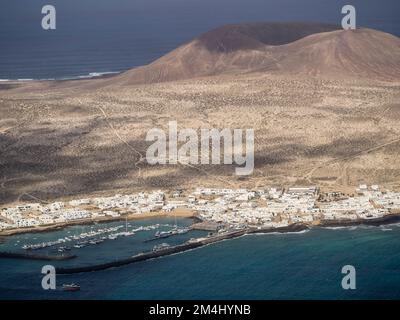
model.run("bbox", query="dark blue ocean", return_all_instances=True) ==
[0,0,399,80]
[1,218,400,299]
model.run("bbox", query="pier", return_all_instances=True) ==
[143,228,190,243]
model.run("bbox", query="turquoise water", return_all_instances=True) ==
[1,218,400,299]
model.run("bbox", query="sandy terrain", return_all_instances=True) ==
[0,23,399,206]
[1,72,399,206]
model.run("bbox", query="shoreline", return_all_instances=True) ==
[2,214,399,265]
[0,209,196,237]
[1,211,399,238]
[55,215,400,274]
[318,213,400,228]
[0,71,121,83]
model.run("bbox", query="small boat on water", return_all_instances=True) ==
[148,227,190,241]
[62,283,80,292]
[155,230,173,238]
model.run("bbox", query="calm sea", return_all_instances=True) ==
[0,0,399,80]
[1,218,400,299]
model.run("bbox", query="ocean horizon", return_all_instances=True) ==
[1,0,400,80]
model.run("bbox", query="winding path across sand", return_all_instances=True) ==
[303,136,400,184]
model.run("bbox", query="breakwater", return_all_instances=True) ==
[56,223,307,274]
[320,214,400,228]
[0,251,76,261]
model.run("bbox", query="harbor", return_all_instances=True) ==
[0,184,400,278]
[2,210,399,267]
[2,213,400,299]
[64,217,400,275]
[18,222,175,252]
[55,224,308,274]
[2,220,400,299]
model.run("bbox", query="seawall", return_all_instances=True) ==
[0,251,76,261]
[56,224,307,274]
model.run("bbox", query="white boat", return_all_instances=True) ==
[152,243,170,252]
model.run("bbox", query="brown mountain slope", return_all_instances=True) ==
[195,22,340,51]
[273,28,400,79]
[112,22,400,85]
